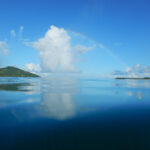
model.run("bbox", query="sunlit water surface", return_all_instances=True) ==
[0,77,150,150]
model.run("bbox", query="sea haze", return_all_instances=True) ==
[0,77,150,150]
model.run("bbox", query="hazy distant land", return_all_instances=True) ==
[116,77,150,80]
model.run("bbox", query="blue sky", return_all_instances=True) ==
[0,0,150,76]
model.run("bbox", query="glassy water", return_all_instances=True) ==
[0,77,150,150]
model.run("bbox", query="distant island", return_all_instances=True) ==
[116,77,150,80]
[0,66,39,77]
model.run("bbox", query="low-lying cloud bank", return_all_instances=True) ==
[112,64,150,77]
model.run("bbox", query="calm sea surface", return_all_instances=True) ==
[0,77,150,150]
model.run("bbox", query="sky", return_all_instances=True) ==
[0,0,150,77]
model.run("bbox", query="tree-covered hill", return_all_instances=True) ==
[0,66,39,77]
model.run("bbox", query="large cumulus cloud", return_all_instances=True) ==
[33,25,77,73]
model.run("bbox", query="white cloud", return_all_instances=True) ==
[24,63,41,73]
[20,25,24,33]
[75,44,95,53]
[99,43,105,49]
[0,41,9,56]
[68,30,87,39]
[10,26,24,40]
[3,49,9,55]
[126,67,132,72]
[0,41,9,66]
[113,42,122,46]
[18,25,24,39]
[10,30,16,38]
[33,25,77,73]
[134,64,141,71]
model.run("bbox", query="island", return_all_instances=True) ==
[116,77,150,80]
[0,66,39,77]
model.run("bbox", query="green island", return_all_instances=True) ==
[0,66,39,77]
[116,77,150,80]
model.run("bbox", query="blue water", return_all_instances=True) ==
[0,77,150,150]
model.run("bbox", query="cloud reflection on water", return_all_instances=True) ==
[35,77,78,120]
[114,79,150,89]
[1,78,150,121]
[128,91,143,100]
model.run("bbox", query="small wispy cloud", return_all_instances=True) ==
[67,30,86,39]
[99,43,105,49]
[19,25,24,39]
[113,42,122,46]
[10,30,16,38]
[0,41,9,66]
[0,41,9,56]
[20,25,24,33]
[3,49,9,55]
[24,63,41,73]
[75,44,96,53]
[10,25,24,39]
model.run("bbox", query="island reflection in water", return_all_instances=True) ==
[1,77,150,149]
[0,77,78,120]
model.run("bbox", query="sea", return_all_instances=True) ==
[0,77,150,150]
